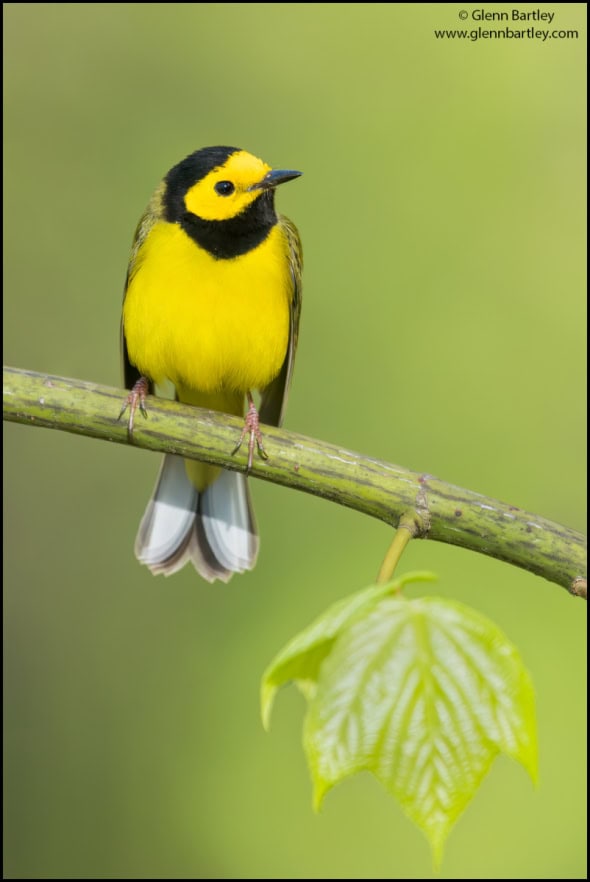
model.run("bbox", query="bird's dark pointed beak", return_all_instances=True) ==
[248,169,302,192]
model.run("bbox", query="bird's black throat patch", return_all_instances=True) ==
[175,191,278,259]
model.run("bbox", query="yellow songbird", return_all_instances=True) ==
[120,146,302,581]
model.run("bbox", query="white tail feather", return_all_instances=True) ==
[200,469,259,573]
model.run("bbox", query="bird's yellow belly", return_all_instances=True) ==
[123,221,291,395]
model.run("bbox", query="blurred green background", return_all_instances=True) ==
[3,3,586,878]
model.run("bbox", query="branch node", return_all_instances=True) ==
[399,509,428,540]
[570,577,587,599]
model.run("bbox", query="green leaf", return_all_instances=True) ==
[261,572,436,730]
[303,595,538,867]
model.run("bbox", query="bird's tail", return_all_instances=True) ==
[134,454,259,581]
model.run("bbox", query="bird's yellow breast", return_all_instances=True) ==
[123,220,292,395]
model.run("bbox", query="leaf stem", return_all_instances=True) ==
[376,511,424,585]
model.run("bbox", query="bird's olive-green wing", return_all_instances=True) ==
[120,183,166,391]
[259,214,303,428]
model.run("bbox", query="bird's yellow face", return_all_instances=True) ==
[183,150,272,222]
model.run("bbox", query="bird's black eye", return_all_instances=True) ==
[214,180,235,196]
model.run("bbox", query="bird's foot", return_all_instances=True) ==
[118,376,149,433]
[232,392,269,471]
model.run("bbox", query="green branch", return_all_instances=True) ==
[3,366,586,597]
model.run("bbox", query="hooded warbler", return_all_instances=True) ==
[120,146,302,581]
